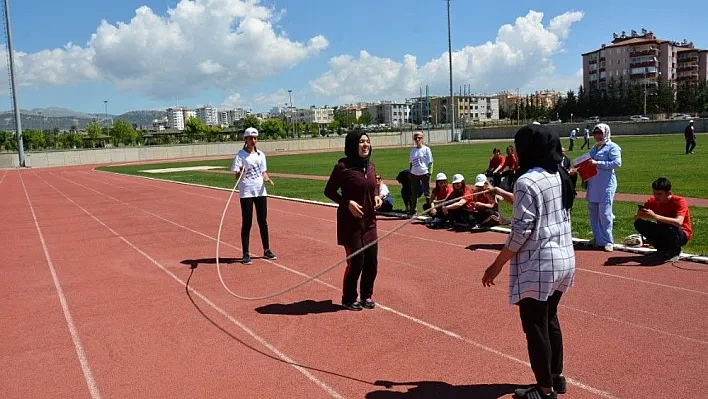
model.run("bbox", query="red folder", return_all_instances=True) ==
[573,153,597,182]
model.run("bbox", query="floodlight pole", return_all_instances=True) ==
[4,0,25,167]
[446,0,455,142]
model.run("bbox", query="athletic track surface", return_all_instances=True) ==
[1,167,706,398]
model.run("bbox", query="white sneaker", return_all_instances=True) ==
[603,243,614,252]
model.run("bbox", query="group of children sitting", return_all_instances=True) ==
[374,145,520,230]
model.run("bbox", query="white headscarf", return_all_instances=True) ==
[592,123,611,147]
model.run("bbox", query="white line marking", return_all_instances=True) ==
[0,169,8,185]
[71,172,708,343]
[60,172,618,398]
[18,171,101,399]
[36,172,343,399]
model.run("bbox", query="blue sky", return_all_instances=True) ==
[3,0,707,115]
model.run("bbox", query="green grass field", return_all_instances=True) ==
[98,134,708,255]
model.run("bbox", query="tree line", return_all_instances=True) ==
[500,78,708,123]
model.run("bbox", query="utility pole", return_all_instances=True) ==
[4,0,25,167]
[288,89,294,138]
[104,100,108,128]
[516,88,520,125]
[446,0,455,142]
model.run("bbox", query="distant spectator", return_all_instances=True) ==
[634,177,693,263]
[685,120,696,154]
[408,132,434,215]
[568,128,576,151]
[485,148,505,186]
[375,174,394,212]
[580,125,591,150]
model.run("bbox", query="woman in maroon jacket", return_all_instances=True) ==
[324,131,382,311]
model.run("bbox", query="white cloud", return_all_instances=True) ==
[309,10,584,102]
[0,0,328,99]
[220,93,243,109]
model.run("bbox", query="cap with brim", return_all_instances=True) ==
[244,127,259,137]
[474,173,487,187]
[451,173,464,184]
[436,172,447,181]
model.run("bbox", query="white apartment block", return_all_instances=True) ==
[292,107,335,125]
[367,102,410,126]
[196,106,219,126]
[183,109,196,124]
[167,107,185,130]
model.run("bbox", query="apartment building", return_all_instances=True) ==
[426,95,499,124]
[495,90,561,116]
[366,101,409,126]
[166,107,185,130]
[292,106,335,126]
[195,106,219,126]
[582,29,708,93]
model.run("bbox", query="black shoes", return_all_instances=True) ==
[342,301,363,311]
[342,298,375,311]
[264,249,277,260]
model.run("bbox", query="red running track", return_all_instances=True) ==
[1,166,707,399]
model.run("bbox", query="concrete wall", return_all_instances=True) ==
[0,129,454,169]
[462,118,705,140]
[1,120,701,168]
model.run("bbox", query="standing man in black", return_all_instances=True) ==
[685,120,696,155]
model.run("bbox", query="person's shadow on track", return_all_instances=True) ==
[180,257,241,269]
[367,380,519,398]
[255,300,345,315]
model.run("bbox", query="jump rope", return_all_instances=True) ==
[215,161,494,301]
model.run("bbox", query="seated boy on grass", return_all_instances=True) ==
[634,177,693,263]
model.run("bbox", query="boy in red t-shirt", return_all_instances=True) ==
[634,177,692,262]
[485,148,505,186]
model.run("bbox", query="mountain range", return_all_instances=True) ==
[0,107,167,131]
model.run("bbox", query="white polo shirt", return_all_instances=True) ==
[409,145,433,176]
[230,148,268,198]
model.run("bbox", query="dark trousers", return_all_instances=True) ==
[568,138,575,151]
[581,137,590,149]
[686,139,696,154]
[342,244,378,303]
[408,173,430,213]
[634,219,687,253]
[518,291,564,388]
[240,196,270,255]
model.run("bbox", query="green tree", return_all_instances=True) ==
[110,120,138,146]
[358,111,372,126]
[86,122,102,147]
[260,118,286,139]
[242,114,261,132]
[184,117,206,142]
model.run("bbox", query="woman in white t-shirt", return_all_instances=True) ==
[230,127,276,265]
[407,131,434,215]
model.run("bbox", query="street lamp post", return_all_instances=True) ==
[104,100,108,128]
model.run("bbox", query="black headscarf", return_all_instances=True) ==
[342,130,371,170]
[514,124,576,210]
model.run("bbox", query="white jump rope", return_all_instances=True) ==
[216,162,493,301]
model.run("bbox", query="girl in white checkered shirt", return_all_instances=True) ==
[482,124,576,399]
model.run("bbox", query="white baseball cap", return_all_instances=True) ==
[244,127,259,137]
[451,173,464,184]
[474,173,487,187]
[435,172,447,181]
